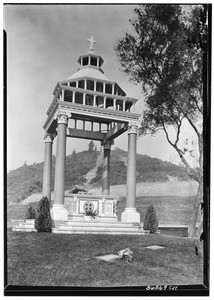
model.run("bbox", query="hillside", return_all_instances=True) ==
[91,148,189,185]
[7,147,189,204]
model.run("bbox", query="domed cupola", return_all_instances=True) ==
[46,37,139,119]
[77,36,104,73]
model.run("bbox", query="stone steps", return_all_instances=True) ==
[10,218,189,236]
[12,223,37,232]
[11,219,153,235]
[11,219,150,235]
[65,220,142,228]
[53,220,150,235]
[12,219,36,232]
[52,229,148,235]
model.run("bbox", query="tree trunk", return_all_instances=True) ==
[188,179,203,238]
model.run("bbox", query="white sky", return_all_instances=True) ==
[4,3,198,171]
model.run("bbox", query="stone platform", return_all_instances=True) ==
[12,194,147,235]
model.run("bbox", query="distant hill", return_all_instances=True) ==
[7,147,189,204]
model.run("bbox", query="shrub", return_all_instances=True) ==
[25,206,36,219]
[143,204,158,234]
[34,197,53,232]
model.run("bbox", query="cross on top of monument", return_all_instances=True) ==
[87,36,96,51]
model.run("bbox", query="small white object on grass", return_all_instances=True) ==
[146,245,165,250]
[95,254,120,262]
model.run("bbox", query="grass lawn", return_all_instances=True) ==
[7,229,203,287]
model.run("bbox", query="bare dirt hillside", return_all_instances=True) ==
[19,178,197,206]
[7,147,189,205]
[89,179,198,198]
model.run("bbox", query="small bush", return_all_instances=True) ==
[143,204,158,234]
[34,197,53,232]
[25,206,36,219]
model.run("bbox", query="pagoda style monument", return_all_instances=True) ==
[41,37,145,234]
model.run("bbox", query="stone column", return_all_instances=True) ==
[101,140,114,195]
[84,79,87,90]
[112,83,115,95]
[51,111,70,222]
[104,97,107,108]
[121,123,140,223]
[93,95,96,106]
[83,93,86,105]
[42,133,54,203]
[72,91,76,103]
[62,89,65,101]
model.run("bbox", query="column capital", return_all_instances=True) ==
[101,140,114,150]
[43,132,55,143]
[55,110,71,125]
[127,121,140,135]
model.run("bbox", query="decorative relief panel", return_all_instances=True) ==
[105,202,113,216]
[64,197,73,214]
[79,199,99,214]
[64,196,78,215]
[73,196,78,214]
[101,199,106,215]
[65,195,118,218]
[83,201,94,213]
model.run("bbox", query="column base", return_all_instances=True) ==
[102,190,110,196]
[121,208,140,223]
[51,204,68,223]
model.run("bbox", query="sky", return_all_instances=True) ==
[4,3,198,171]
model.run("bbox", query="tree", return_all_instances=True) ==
[115,4,208,237]
[34,197,53,232]
[72,149,76,158]
[25,206,36,219]
[143,204,158,234]
[88,140,95,152]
